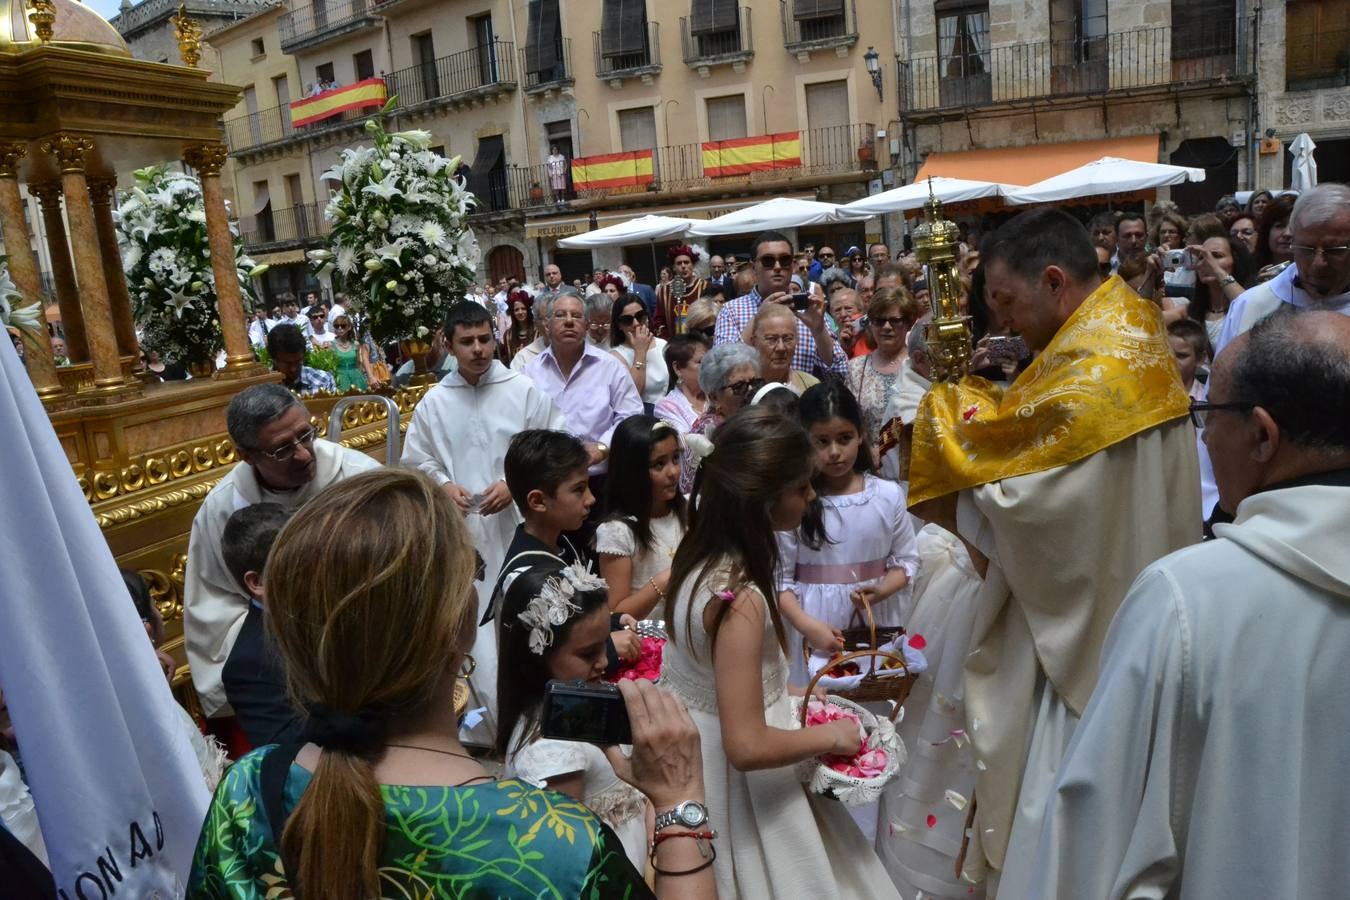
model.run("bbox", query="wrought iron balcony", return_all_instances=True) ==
[681,6,753,69]
[240,202,331,251]
[279,0,379,53]
[385,41,517,109]
[594,21,661,80]
[898,21,1252,117]
[781,0,857,56]
[520,36,574,93]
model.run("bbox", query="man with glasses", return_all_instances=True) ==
[713,230,848,378]
[183,383,381,720]
[266,324,335,394]
[1018,308,1350,900]
[1198,182,1350,521]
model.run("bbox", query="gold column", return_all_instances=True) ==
[28,181,87,364]
[88,176,140,361]
[42,133,131,395]
[0,143,66,403]
[183,142,261,379]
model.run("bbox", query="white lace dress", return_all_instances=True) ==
[661,562,903,900]
[504,720,650,871]
[595,512,684,598]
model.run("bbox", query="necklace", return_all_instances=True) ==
[385,742,479,763]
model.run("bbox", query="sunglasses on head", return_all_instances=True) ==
[698,325,716,338]
[758,254,794,269]
[618,310,648,327]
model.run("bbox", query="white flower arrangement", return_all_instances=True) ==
[312,107,480,342]
[114,166,264,365]
[515,564,610,655]
[0,259,42,333]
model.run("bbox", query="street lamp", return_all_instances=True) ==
[864,46,882,101]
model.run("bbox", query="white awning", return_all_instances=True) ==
[1001,157,1205,206]
[556,214,696,248]
[687,196,870,237]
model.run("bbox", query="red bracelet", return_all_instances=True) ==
[651,829,717,850]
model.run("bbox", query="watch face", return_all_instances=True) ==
[678,801,707,827]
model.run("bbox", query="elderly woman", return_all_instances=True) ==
[584,287,614,346]
[679,341,761,493]
[1149,210,1189,252]
[1214,195,1242,228]
[828,288,870,359]
[750,303,819,395]
[846,287,926,449]
[682,297,719,340]
[820,266,856,298]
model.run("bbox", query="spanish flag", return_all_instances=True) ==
[289,78,388,128]
[702,132,802,178]
[570,149,655,192]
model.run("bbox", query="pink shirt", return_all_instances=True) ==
[523,343,643,473]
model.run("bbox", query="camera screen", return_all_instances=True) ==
[543,689,630,745]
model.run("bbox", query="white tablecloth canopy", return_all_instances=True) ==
[842,176,1019,216]
[1001,157,1206,205]
[687,196,870,236]
[557,214,696,248]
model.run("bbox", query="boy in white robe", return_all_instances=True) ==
[1014,309,1350,899]
[185,385,380,718]
[401,301,566,746]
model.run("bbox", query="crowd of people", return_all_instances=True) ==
[3,181,1348,899]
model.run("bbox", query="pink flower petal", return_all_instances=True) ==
[909,633,927,651]
[926,814,937,828]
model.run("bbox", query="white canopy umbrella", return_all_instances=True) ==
[842,176,1018,216]
[557,213,696,248]
[688,196,869,237]
[1289,133,1318,193]
[1001,156,1206,205]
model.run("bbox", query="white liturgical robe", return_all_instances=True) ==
[184,439,381,717]
[1010,477,1350,899]
[401,360,566,745]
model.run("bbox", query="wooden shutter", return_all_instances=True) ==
[602,0,648,57]
[793,0,845,22]
[690,0,739,36]
[525,0,561,74]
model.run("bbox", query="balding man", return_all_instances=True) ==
[184,384,380,717]
[1014,309,1350,899]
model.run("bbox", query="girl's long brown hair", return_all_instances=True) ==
[264,468,476,900]
[664,406,813,657]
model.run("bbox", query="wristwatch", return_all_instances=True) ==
[1219,275,1237,287]
[654,800,709,833]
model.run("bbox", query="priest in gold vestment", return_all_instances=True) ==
[907,209,1201,894]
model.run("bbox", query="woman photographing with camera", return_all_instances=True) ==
[188,469,716,900]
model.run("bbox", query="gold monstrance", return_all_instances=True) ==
[912,181,972,381]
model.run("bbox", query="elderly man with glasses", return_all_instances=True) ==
[713,229,848,378]
[1197,182,1350,523]
[183,383,381,721]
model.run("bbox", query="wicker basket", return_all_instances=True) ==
[802,605,918,707]
[792,691,905,806]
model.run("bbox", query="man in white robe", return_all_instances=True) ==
[1014,309,1350,899]
[401,301,565,746]
[185,384,380,718]
[906,209,1200,892]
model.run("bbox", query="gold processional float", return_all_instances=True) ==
[1,0,434,715]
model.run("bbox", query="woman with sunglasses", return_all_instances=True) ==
[330,315,371,391]
[678,342,762,493]
[846,288,925,451]
[610,289,668,411]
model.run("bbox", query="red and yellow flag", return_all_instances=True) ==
[289,78,387,128]
[702,132,802,178]
[570,150,655,192]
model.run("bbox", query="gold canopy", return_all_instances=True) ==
[0,0,132,57]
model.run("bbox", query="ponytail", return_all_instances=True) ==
[283,750,385,900]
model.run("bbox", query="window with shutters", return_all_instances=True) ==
[618,106,658,152]
[705,95,748,141]
[786,0,853,46]
[1170,0,1235,60]
[525,0,567,83]
[686,1,748,60]
[1286,0,1350,91]
[599,0,655,73]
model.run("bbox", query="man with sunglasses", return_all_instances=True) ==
[265,324,335,394]
[1018,309,1350,900]
[1198,182,1350,522]
[183,383,381,720]
[713,230,848,378]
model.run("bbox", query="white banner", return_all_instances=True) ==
[0,336,209,897]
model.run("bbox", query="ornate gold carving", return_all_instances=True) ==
[141,556,188,623]
[87,176,117,206]
[28,181,62,209]
[41,134,95,174]
[27,0,56,44]
[94,477,224,528]
[182,143,228,177]
[0,143,26,178]
[171,4,204,68]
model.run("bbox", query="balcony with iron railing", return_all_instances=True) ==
[898,21,1252,117]
[279,0,379,53]
[239,202,331,251]
[781,0,857,57]
[385,41,517,109]
[1286,28,1350,92]
[521,36,574,93]
[681,7,753,70]
[594,21,662,81]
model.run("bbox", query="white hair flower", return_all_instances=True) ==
[514,564,609,655]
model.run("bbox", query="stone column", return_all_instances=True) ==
[42,134,128,394]
[183,142,261,379]
[88,176,140,361]
[28,181,87,364]
[0,143,65,402]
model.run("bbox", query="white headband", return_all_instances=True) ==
[514,564,608,655]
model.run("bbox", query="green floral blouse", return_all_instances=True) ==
[188,746,654,899]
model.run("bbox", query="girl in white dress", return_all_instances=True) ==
[597,416,686,619]
[496,564,650,870]
[660,406,904,900]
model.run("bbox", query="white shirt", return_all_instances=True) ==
[612,336,669,405]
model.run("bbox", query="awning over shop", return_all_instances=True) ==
[248,249,308,265]
[525,192,816,241]
[914,134,1160,187]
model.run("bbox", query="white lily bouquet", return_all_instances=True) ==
[311,108,480,342]
[115,166,264,366]
[0,258,43,334]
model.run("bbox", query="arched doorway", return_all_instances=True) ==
[487,244,526,285]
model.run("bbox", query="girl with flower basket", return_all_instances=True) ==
[659,407,903,899]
